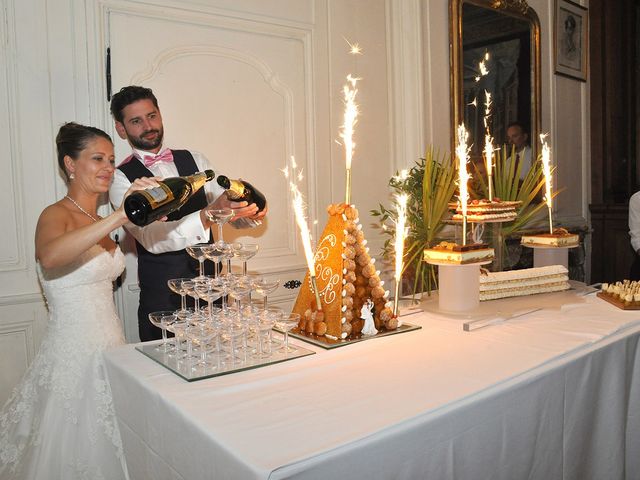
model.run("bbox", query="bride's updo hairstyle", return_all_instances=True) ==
[56,122,112,181]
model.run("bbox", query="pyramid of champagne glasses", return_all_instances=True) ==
[148,235,308,378]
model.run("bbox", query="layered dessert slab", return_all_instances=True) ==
[424,241,494,265]
[449,199,521,222]
[521,228,579,248]
[479,265,570,301]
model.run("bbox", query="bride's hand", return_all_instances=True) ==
[123,177,161,199]
[118,177,168,222]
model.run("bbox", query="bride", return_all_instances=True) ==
[0,122,157,479]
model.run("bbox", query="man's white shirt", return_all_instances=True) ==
[629,191,640,253]
[109,146,225,254]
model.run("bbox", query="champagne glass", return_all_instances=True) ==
[186,243,213,279]
[204,243,231,277]
[234,243,260,275]
[148,311,177,352]
[252,277,280,309]
[181,280,199,314]
[192,323,220,370]
[205,208,234,246]
[275,312,300,354]
[195,281,224,321]
[210,275,231,311]
[167,278,192,318]
[227,275,254,325]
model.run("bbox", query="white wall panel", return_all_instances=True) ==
[0,0,591,383]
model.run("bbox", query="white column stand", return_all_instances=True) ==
[531,246,569,268]
[437,264,481,313]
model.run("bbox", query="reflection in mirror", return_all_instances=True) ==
[451,0,541,162]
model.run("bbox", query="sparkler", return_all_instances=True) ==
[392,194,409,317]
[539,134,554,234]
[456,124,472,245]
[483,90,494,201]
[340,74,359,205]
[283,156,322,310]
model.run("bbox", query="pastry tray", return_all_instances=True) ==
[596,291,640,310]
[136,340,315,382]
[281,321,421,350]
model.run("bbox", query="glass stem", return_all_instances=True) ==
[199,259,204,277]
[263,296,268,310]
[181,293,186,312]
[217,224,224,244]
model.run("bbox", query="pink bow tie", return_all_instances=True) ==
[143,149,173,168]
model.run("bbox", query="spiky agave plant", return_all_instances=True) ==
[371,148,457,296]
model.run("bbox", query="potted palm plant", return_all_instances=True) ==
[371,148,457,296]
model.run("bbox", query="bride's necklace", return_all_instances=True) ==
[65,195,98,223]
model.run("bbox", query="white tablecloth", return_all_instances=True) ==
[104,294,640,479]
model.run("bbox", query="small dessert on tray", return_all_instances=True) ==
[449,198,521,222]
[597,280,640,309]
[520,227,579,248]
[423,241,494,265]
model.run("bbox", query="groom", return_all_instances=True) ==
[109,85,267,341]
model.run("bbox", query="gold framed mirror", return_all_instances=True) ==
[450,0,541,162]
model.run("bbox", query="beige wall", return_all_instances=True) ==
[0,0,589,400]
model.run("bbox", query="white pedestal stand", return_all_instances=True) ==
[427,261,490,313]
[523,244,577,269]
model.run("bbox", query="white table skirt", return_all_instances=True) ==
[103,294,640,479]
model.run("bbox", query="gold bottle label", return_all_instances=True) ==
[138,184,175,207]
[226,179,246,200]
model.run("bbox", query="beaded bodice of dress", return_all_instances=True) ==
[37,244,126,349]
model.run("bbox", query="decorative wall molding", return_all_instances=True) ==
[386,0,425,174]
[0,0,27,272]
[0,292,44,307]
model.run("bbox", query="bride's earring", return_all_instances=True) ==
[69,173,75,180]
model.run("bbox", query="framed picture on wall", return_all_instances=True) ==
[554,0,588,81]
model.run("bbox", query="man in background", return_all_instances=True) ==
[506,121,533,180]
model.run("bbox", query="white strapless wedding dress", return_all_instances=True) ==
[0,245,129,480]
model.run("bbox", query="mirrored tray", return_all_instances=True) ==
[280,321,421,349]
[136,340,315,382]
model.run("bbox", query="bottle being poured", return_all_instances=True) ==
[124,170,215,226]
[216,176,267,212]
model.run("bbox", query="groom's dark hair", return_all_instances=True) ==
[110,85,159,123]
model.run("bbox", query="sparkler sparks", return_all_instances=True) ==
[344,37,363,55]
[483,90,494,200]
[283,156,320,287]
[392,194,409,317]
[340,73,360,204]
[539,134,554,233]
[456,124,472,245]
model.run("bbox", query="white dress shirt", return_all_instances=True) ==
[517,145,533,179]
[629,191,640,253]
[110,146,225,254]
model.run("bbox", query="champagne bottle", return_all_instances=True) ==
[124,170,215,226]
[216,176,267,211]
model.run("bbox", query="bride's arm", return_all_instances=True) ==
[35,206,128,269]
[36,178,158,269]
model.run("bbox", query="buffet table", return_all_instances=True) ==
[104,293,640,480]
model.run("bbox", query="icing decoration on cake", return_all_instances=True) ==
[292,203,396,339]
